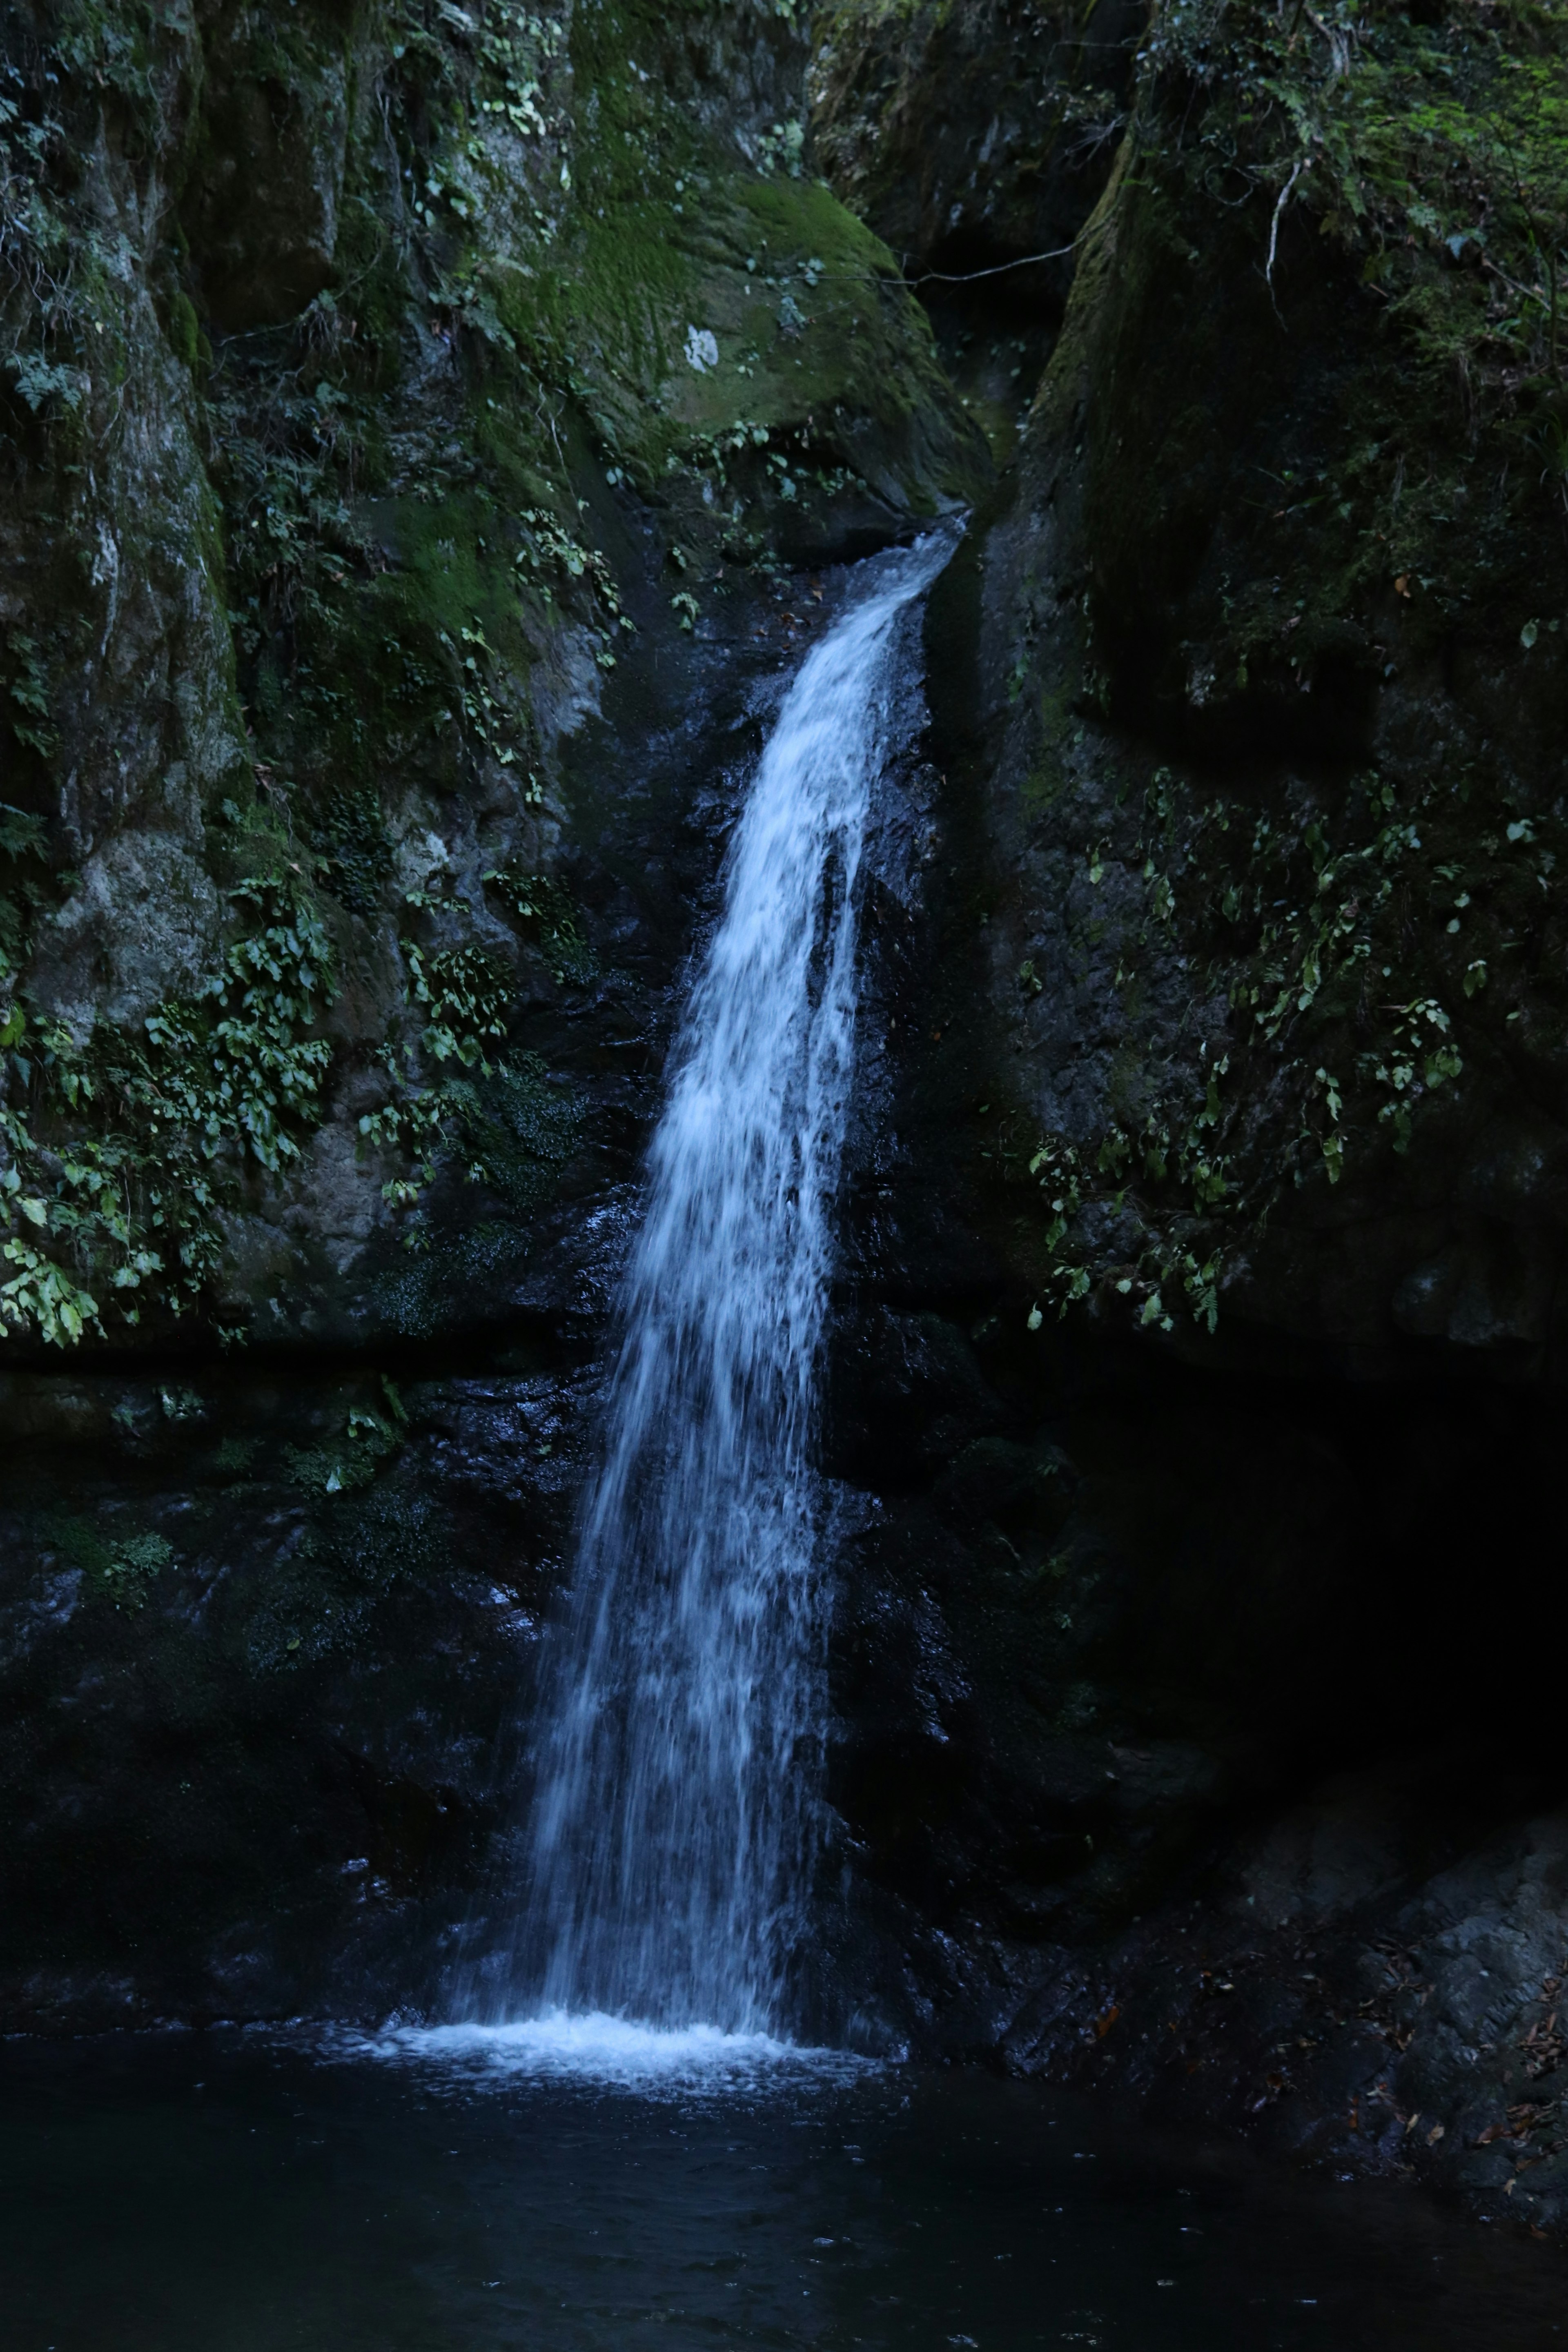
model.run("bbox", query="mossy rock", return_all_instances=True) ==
[486,9,992,556]
[975,0,1568,1364]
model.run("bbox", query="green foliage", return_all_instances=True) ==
[0,877,336,1344]
[514,510,628,644]
[7,352,86,414]
[45,1514,173,1609]
[405,936,513,1067]
[1009,0,1568,1339]
[1004,686,1568,1338]
[0,54,87,442]
[484,860,597,984]
[359,1029,582,1224]
[0,804,43,860]
[1014,1115,1222,1336]
[1366,998,1463,1154]
[446,619,551,784]
[3,635,57,760]
[0,0,978,1361]
[0,792,47,985]
[303,782,394,918]
[356,1069,451,1204]
[1005,751,1501,1336]
[0,1226,101,1345]
[134,879,336,1173]
[285,1383,407,1495]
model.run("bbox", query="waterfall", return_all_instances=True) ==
[481,529,956,2040]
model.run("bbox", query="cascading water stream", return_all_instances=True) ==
[468,528,956,2043]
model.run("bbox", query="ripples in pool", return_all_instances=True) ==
[3,2026,1564,2351]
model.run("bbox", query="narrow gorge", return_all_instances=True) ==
[4,0,1568,2300]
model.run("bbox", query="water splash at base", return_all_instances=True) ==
[340,2013,875,2094]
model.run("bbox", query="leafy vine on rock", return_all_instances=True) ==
[0,878,336,1345]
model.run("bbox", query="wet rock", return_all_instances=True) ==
[811,0,1138,291]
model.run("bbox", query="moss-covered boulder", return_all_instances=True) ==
[967,0,1568,1373]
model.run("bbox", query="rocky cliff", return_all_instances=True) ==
[811,0,1568,2239]
[4,0,1568,2247]
[0,0,981,2011]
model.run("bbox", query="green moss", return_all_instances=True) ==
[0,0,988,1351]
[1045,0,1568,709]
[318,1479,444,1588]
[568,168,980,513]
[303,782,394,919]
[1002,0,1568,1341]
[1019,686,1078,809]
[44,1512,173,1608]
[163,286,203,368]
[369,1218,538,1338]
[473,0,986,540]
[483,863,597,984]
[447,1049,585,1212]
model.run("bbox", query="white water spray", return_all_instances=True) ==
[470,529,955,2047]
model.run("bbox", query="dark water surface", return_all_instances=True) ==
[2,2028,1564,2351]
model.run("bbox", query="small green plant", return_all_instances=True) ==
[405,936,514,1067]
[1365,1000,1463,1155]
[0,876,337,1345]
[304,782,394,917]
[285,1380,407,1496]
[46,1516,173,1609]
[4,636,57,759]
[483,862,597,985]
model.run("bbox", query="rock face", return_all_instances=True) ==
[0,0,982,2013]
[4,0,1568,2248]
[805,0,1568,2241]
[810,0,1138,295]
[0,0,985,1354]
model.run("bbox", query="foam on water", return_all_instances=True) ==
[338,2012,873,2094]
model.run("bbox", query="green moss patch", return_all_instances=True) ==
[1001,0,1568,1344]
